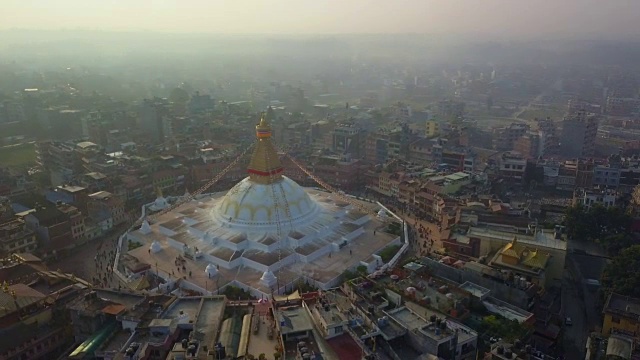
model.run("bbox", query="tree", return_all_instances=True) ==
[479,315,532,342]
[599,233,635,255]
[602,245,640,298]
[564,204,632,241]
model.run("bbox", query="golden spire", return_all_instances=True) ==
[512,235,518,245]
[156,186,164,198]
[247,113,283,184]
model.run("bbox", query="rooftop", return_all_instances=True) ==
[467,226,567,251]
[604,293,640,320]
[459,281,490,299]
[482,296,533,323]
[0,283,46,318]
[277,306,315,335]
[57,185,86,193]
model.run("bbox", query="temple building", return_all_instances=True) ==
[121,115,402,297]
[489,236,552,287]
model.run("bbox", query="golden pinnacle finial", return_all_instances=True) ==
[259,112,268,127]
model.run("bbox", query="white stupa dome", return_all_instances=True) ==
[210,115,320,231]
[205,264,218,277]
[150,240,162,253]
[140,219,152,234]
[215,176,319,229]
[149,187,169,211]
[260,270,277,287]
[153,196,169,210]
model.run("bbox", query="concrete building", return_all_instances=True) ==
[0,277,86,360]
[441,149,467,173]
[311,154,365,191]
[22,205,74,257]
[573,187,618,209]
[409,138,440,165]
[332,123,365,158]
[386,304,477,360]
[0,218,37,256]
[593,165,621,188]
[466,226,567,287]
[602,293,640,337]
[493,123,530,152]
[57,203,85,244]
[498,152,527,181]
[36,141,77,186]
[138,98,171,145]
[426,120,441,138]
[513,131,546,159]
[87,191,125,231]
[559,110,598,158]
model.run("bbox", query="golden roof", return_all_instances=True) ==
[501,235,521,258]
[247,114,283,185]
[500,240,550,270]
[521,249,550,269]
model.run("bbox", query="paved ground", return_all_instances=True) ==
[48,223,127,288]
[562,253,606,360]
[562,267,589,360]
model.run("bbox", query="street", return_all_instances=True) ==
[562,266,588,360]
[562,252,607,360]
[48,224,127,289]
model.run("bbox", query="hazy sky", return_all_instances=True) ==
[2,0,640,39]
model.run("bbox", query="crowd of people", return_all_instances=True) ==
[92,237,120,288]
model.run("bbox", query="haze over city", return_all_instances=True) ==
[2,1,640,360]
[2,0,640,39]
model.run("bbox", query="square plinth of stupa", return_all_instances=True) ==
[125,188,399,297]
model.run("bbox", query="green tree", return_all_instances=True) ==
[379,245,402,262]
[602,245,640,298]
[599,233,634,255]
[479,315,531,342]
[564,204,632,241]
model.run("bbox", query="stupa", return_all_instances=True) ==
[124,114,402,297]
[149,187,169,212]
